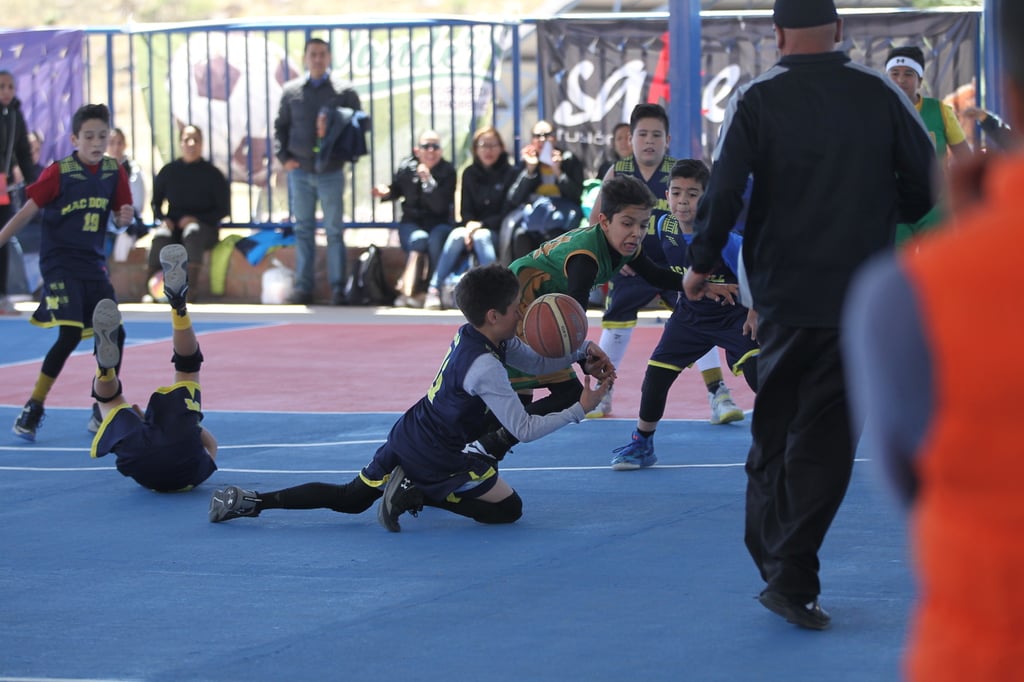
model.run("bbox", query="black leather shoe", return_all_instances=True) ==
[757,589,831,630]
[331,290,349,306]
[287,291,313,305]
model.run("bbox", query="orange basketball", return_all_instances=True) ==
[522,293,589,358]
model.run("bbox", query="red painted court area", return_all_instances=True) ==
[0,320,754,421]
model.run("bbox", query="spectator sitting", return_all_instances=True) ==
[500,120,584,264]
[149,124,230,302]
[424,126,516,310]
[596,122,632,179]
[105,127,147,260]
[371,130,456,308]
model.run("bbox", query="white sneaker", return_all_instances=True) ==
[424,289,443,310]
[586,388,613,419]
[709,384,744,425]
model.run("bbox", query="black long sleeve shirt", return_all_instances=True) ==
[690,51,935,327]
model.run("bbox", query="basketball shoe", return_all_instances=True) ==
[209,486,262,523]
[710,384,744,425]
[378,465,424,532]
[610,430,657,470]
[92,298,122,371]
[13,399,45,442]
[160,244,189,312]
[585,388,613,419]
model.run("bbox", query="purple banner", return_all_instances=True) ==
[0,29,84,165]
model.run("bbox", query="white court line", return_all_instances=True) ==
[0,678,140,682]
[0,439,385,454]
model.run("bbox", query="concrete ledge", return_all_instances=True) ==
[109,241,406,304]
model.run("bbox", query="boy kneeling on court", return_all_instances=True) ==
[208,263,615,532]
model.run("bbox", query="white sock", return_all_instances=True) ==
[695,347,721,372]
[599,327,635,369]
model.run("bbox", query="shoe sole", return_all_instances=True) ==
[159,244,189,301]
[92,299,122,370]
[711,409,744,425]
[610,455,657,471]
[12,426,37,442]
[377,466,408,532]
[757,591,831,630]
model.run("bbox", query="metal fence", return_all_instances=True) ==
[80,18,521,228]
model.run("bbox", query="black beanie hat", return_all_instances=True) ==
[773,0,838,29]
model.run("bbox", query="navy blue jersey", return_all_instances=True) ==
[660,214,746,321]
[610,155,676,264]
[38,154,121,281]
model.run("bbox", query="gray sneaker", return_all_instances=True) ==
[160,244,189,311]
[709,384,744,425]
[91,299,122,371]
[377,466,423,532]
[87,402,103,434]
[209,486,261,523]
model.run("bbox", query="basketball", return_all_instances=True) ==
[522,293,589,358]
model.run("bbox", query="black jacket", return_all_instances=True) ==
[459,153,515,231]
[384,156,457,228]
[690,51,935,327]
[274,73,362,174]
[506,148,584,210]
[1,96,36,189]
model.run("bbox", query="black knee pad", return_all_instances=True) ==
[473,491,523,525]
[172,347,203,373]
[91,380,123,403]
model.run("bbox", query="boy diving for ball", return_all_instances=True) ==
[209,263,615,532]
[473,174,738,461]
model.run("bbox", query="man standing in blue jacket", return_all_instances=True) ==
[274,37,362,306]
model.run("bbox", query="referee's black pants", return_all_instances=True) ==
[744,319,860,602]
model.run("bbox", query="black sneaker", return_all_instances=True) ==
[377,465,424,533]
[757,589,831,630]
[87,402,103,434]
[13,399,45,442]
[474,427,514,461]
[91,298,122,370]
[159,244,189,312]
[287,290,313,305]
[209,486,262,523]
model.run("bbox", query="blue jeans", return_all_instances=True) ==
[429,227,496,289]
[288,168,346,294]
[397,222,452,279]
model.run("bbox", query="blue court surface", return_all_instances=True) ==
[1,407,913,681]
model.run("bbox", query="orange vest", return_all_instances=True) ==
[900,154,1024,681]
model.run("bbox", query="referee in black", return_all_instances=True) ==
[683,0,935,629]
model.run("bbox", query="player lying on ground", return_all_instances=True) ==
[209,263,615,532]
[90,244,218,492]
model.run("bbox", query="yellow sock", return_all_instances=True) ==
[96,367,116,381]
[30,373,57,403]
[701,367,724,392]
[171,310,192,331]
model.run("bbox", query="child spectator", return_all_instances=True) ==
[0,103,134,441]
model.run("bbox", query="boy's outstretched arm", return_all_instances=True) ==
[0,199,40,247]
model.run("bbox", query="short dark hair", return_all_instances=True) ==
[599,175,656,219]
[305,38,330,53]
[71,104,110,136]
[630,103,669,135]
[455,263,521,328]
[670,159,710,190]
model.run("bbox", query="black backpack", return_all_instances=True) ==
[344,245,395,306]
